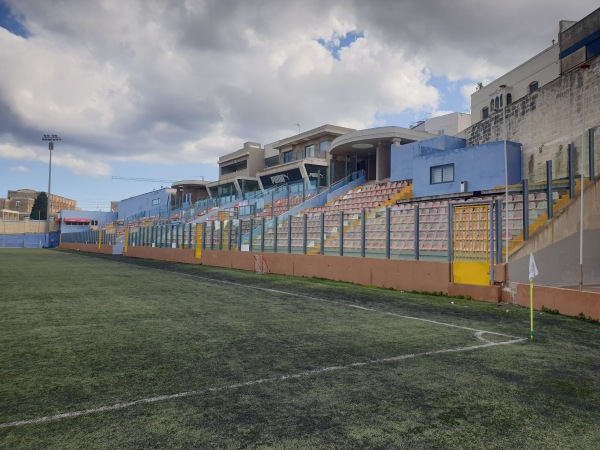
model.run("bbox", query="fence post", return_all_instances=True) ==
[448,205,454,263]
[489,200,495,284]
[320,213,325,255]
[385,207,391,259]
[228,219,233,250]
[260,218,265,253]
[273,216,278,253]
[302,214,308,254]
[287,218,292,254]
[249,218,254,252]
[361,209,366,257]
[414,205,420,261]
[495,199,502,264]
[523,179,529,241]
[546,160,553,219]
[339,211,344,256]
[589,128,595,181]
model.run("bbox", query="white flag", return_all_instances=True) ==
[529,253,539,280]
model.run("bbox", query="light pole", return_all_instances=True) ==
[42,134,61,247]
[579,63,590,291]
[500,84,509,265]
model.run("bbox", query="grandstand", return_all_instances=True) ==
[59,9,600,320]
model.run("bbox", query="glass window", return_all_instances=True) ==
[529,81,538,93]
[152,198,160,206]
[282,151,293,163]
[15,200,21,207]
[305,144,315,158]
[506,93,512,105]
[494,96,499,110]
[482,107,489,119]
[430,164,454,184]
[319,140,330,152]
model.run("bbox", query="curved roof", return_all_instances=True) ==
[171,180,211,188]
[330,126,435,156]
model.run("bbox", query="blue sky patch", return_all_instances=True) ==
[428,75,474,114]
[0,2,29,38]
[318,30,364,60]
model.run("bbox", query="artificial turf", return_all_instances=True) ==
[0,248,599,449]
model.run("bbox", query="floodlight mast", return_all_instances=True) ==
[42,134,61,247]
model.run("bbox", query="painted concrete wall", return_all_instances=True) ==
[509,178,600,286]
[511,283,600,321]
[200,250,452,294]
[560,8,600,72]
[0,232,60,248]
[412,141,522,197]
[124,246,202,264]
[0,219,59,234]
[60,210,118,234]
[391,135,466,182]
[118,188,175,220]
[471,45,560,124]
[413,112,471,136]
[60,242,114,255]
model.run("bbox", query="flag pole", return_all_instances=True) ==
[529,279,534,340]
[528,253,539,340]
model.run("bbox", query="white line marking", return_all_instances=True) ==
[0,336,525,430]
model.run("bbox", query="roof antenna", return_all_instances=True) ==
[294,123,300,134]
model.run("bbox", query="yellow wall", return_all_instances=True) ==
[0,219,60,234]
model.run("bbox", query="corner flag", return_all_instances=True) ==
[529,253,539,280]
[528,253,539,340]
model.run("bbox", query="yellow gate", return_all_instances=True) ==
[453,204,491,285]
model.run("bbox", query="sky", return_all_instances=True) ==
[0,1,597,211]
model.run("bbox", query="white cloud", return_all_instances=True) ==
[9,165,29,172]
[0,0,597,183]
[0,143,111,176]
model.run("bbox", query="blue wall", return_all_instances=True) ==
[412,141,522,197]
[60,210,118,234]
[391,135,466,182]
[0,232,60,248]
[118,188,174,221]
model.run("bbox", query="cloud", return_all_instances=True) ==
[0,0,597,181]
[0,143,111,176]
[9,165,29,172]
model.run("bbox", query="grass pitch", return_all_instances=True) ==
[1,249,599,449]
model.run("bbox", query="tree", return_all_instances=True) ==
[30,192,48,220]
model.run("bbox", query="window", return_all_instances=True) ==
[529,81,538,93]
[319,140,330,152]
[305,144,315,158]
[490,99,494,110]
[430,163,454,184]
[506,93,512,105]
[15,200,21,207]
[282,150,293,163]
[482,107,489,119]
[494,96,499,110]
[499,94,503,108]
[152,198,160,206]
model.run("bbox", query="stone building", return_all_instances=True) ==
[0,189,78,220]
[467,7,600,183]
